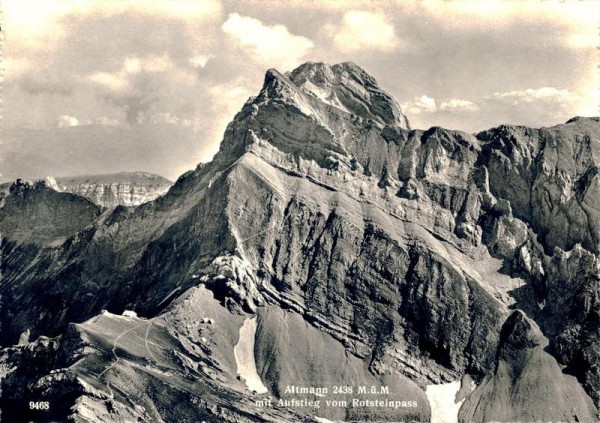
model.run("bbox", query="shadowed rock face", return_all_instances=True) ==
[459,311,597,423]
[478,118,600,254]
[0,62,598,422]
[0,179,102,243]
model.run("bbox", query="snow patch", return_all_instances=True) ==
[425,380,464,423]
[315,417,347,423]
[18,329,30,345]
[233,317,268,394]
[537,299,546,310]
[44,176,60,191]
[300,80,350,113]
[156,287,181,308]
[122,310,138,318]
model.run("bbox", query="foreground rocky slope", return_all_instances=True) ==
[0,62,597,422]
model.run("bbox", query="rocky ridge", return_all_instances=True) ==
[0,62,598,422]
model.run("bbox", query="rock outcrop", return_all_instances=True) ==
[0,62,597,422]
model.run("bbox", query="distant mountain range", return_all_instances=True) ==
[1,172,172,208]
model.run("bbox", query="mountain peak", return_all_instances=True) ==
[289,61,377,89]
[259,61,410,130]
[291,61,410,129]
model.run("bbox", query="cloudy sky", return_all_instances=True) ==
[1,0,598,182]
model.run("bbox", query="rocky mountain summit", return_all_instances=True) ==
[0,62,598,422]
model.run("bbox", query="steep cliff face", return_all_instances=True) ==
[52,172,172,207]
[476,118,600,403]
[478,118,600,254]
[0,62,597,422]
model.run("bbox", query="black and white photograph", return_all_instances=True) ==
[0,1,598,422]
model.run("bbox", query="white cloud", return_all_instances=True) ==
[493,87,573,103]
[95,117,120,126]
[2,58,32,78]
[328,11,399,53]
[398,1,598,53]
[439,99,480,112]
[123,58,143,74]
[403,95,481,115]
[89,72,130,92]
[402,95,437,114]
[207,79,252,139]
[417,0,598,30]
[102,0,221,21]
[207,81,253,114]
[3,0,72,44]
[3,0,222,50]
[402,87,594,126]
[88,55,185,92]
[149,113,194,126]
[490,87,598,119]
[56,115,79,128]
[122,0,222,20]
[575,89,600,117]
[405,87,597,131]
[189,54,212,69]
[4,0,221,26]
[222,13,314,70]
[123,55,174,74]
